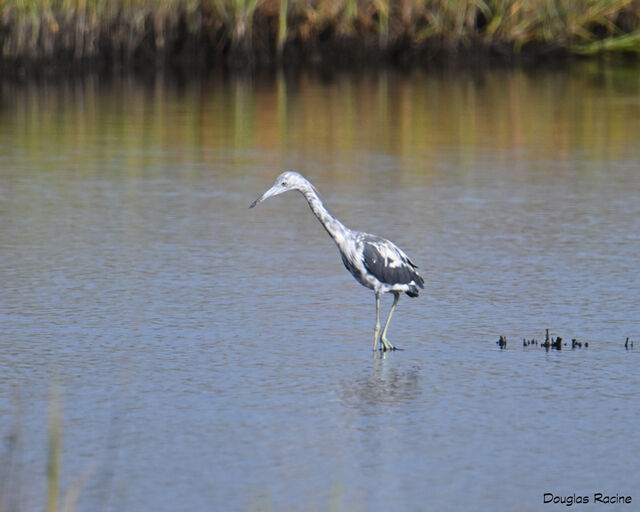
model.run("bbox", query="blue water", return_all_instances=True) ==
[1,69,639,511]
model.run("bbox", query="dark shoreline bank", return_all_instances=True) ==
[3,41,633,82]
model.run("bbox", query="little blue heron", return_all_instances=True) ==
[250,171,424,351]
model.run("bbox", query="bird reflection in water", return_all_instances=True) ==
[339,356,422,409]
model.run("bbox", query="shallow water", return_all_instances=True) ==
[1,65,640,511]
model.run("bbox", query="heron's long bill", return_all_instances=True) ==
[249,185,279,208]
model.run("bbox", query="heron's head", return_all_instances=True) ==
[249,171,311,208]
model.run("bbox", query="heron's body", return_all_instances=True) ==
[250,171,424,351]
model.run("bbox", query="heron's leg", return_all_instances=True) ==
[373,292,381,351]
[380,293,400,351]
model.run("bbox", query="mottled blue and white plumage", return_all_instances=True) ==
[250,171,424,351]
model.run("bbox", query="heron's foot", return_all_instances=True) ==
[380,336,397,351]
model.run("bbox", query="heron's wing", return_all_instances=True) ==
[361,237,424,288]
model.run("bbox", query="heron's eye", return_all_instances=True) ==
[281,181,287,186]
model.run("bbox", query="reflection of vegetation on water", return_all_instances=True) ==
[2,65,638,180]
[1,0,640,69]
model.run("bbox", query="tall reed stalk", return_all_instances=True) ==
[46,390,62,512]
[375,0,389,48]
[278,0,288,58]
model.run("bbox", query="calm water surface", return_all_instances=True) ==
[1,65,639,511]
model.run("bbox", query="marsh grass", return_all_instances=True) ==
[0,0,639,69]
[1,389,85,512]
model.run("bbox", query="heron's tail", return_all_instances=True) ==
[405,274,424,297]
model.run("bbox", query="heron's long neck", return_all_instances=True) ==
[302,187,350,244]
